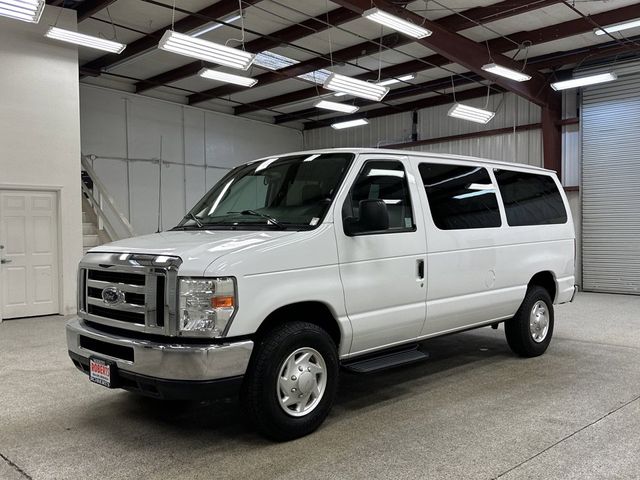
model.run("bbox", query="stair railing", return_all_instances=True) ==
[81,155,135,241]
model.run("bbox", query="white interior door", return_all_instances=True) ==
[0,190,60,319]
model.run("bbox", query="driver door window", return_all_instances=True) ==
[342,160,415,234]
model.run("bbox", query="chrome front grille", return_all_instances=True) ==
[78,253,181,335]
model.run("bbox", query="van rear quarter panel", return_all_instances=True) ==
[410,155,575,336]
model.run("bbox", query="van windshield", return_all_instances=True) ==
[175,153,353,230]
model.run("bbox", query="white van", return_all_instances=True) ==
[67,149,576,440]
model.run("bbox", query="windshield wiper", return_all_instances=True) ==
[183,212,203,228]
[227,210,285,229]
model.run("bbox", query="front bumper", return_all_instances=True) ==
[66,318,253,396]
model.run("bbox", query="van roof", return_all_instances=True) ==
[251,148,554,174]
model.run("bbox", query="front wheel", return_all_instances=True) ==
[505,285,554,357]
[242,321,339,441]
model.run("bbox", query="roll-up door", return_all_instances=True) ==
[582,72,640,294]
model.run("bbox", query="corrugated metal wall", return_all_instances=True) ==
[304,92,542,167]
[582,72,640,295]
[80,85,303,235]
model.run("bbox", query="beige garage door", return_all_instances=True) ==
[0,190,60,319]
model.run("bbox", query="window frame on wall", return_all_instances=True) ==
[342,159,416,237]
[418,162,502,231]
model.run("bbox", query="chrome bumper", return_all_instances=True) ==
[66,318,253,382]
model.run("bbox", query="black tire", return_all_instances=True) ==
[241,321,339,441]
[505,285,554,357]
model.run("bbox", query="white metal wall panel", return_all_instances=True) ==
[303,92,542,167]
[582,72,640,294]
[80,85,303,235]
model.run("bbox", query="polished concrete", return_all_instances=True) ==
[1,292,639,480]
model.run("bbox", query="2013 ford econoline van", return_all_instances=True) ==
[67,149,576,440]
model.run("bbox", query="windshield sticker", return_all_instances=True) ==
[310,217,320,226]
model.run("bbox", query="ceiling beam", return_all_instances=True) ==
[187,31,412,105]
[305,0,553,108]
[234,0,567,115]
[76,0,117,22]
[81,0,263,74]
[305,85,506,129]
[265,3,640,121]
[300,35,640,130]
[135,7,360,93]
[188,0,559,106]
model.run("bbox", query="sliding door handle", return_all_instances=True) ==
[416,259,424,280]
[1,259,11,264]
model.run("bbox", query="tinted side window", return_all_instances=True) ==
[494,170,567,226]
[419,163,501,230]
[343,160,414,232]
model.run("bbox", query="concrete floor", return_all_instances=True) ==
[1,292,639,480]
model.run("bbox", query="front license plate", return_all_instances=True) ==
[89,357,115,388]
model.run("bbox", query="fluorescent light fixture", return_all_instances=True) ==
[377,73,416,86]
[334,92,348,97]
[448,103,496,124]
[482,63,531,82]
[0,0,43,23]
[550,72,617,91]
[363,7,432,38]
[595,18,640,35]
[314,100,359,113]
[331,118,369,130]
[191,14,242,37]
[158,30,255,70]
[323,73,389,101]
[199,68,257,87]
[45,27,126,53]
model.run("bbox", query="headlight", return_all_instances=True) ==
[178,277,236,337]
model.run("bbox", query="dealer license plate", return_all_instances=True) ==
[89,357,115,388]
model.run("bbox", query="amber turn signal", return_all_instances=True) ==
[211,295,234,308]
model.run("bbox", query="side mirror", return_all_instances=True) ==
[344,199,389,234]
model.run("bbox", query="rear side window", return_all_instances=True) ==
[419,163,501,230]
[494,170,567,226]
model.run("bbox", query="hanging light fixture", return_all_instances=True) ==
[158,30,255,70]
[550,72,618,91]
[0,0,44,23]
[331,118,369,129]
[45,27,127,53]
[314,100,359,113]
[199,68,257,87]
[362,8,432,38]
[448,103,496,124]
[594,18,640,35]
[481,63,531,82]
[323,73,389,101]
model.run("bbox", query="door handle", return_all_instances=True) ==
[1,259,11,264]
[416,259,424,280]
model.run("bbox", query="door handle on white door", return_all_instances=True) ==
[416,259,424,280]
[0,259,11,264]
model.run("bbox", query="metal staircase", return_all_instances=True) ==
[81,155,135,253]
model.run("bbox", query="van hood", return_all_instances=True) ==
[89,229,297,276]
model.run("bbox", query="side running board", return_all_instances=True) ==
[342,345,429,374]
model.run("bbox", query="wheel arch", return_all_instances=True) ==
[255,301,343,349]
[528,271,557,303]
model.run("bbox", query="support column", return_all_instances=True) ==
[541,93,562,178]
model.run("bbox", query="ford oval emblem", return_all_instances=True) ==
[102,286,125,306]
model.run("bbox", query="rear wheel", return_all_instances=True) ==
[242,321,339,441]
[505,285,554,357]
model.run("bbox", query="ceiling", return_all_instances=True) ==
[48,0,640,129]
